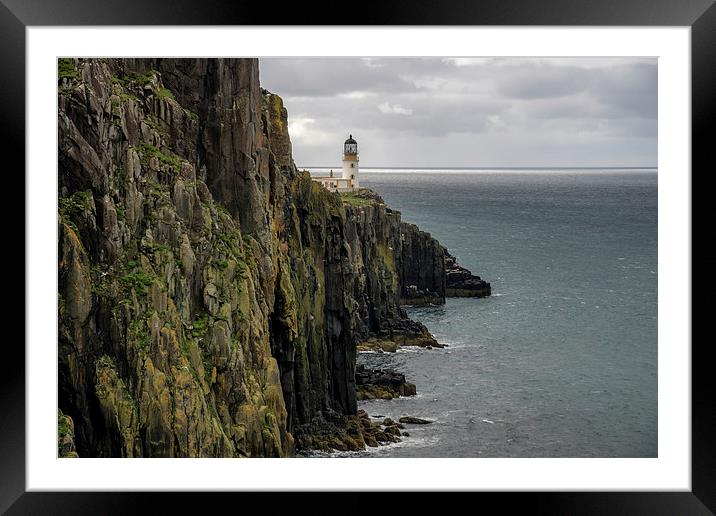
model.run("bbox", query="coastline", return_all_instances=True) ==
[56,57,492,458]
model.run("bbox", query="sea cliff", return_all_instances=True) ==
[57,58,487,457]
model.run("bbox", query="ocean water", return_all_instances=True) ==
[315,168,658,458]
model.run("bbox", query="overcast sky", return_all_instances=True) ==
[259,57,657,169]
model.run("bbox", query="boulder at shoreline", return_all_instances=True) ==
[398,416,434,425]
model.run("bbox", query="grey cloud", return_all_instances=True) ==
[284,92,510,137]
[496,66,590,99]
[592,63,657,119]
[259,58,418,97]
[259,57,657,167]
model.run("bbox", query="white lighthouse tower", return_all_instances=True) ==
[311,134,360,191]
[342,134,359,189]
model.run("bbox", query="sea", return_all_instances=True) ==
[310,167,658,458]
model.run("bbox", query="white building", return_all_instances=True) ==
[313,135,360,192]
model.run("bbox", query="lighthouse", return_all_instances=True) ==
[310,135,360,191]
[342,134,359,189]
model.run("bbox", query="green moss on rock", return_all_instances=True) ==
[138,143,183,172]
[58,58,79,80]
[57,409,78,457]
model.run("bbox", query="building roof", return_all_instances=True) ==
[344,134,357,145]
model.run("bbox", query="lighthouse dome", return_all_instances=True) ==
[344,134,358,155]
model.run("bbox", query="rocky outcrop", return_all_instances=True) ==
[343,194,490,305]
[58,410,78,458]
[380,317,443,348]
[357,338,399,353]
[398,416,434,425]
[57,58,464,457]
[355,365,417,400]
[399,223,445,305]
[444,248,491,298]
[341,189,446,307]
[293,409,404,451]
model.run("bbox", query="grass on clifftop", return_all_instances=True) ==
[340,191,375,207]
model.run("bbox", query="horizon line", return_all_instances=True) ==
[300,165,658,170]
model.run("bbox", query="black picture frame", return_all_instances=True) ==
[3,0,713,513]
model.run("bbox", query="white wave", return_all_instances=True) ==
[308,434,441,458]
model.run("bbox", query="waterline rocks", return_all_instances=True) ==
[383,317,444,348]
[444,248,491,298]
[293,409,404,451]
[398,416,434,425]
[355,364,417,400]
[357,338,398,353]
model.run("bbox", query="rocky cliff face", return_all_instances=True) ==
[338,189,447,307]
[57,58,454,457]
[399,222,446,305]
